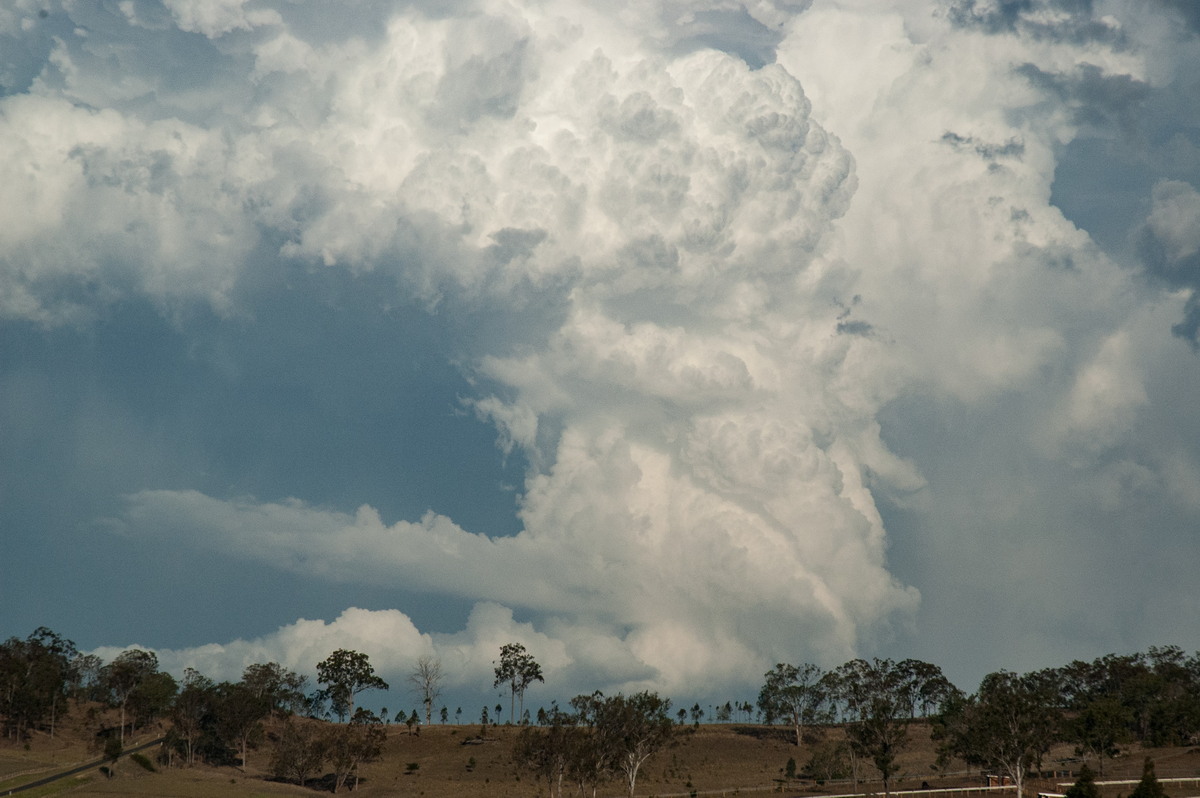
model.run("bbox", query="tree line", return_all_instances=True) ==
[751,647,1200,798]
[3,628,1199,795]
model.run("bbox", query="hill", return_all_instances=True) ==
[4,714,1200,797]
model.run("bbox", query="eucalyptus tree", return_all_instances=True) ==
[327,708,387,793]
[241,662,308,715]
[102,648,163,744]
[316,649,389,722]
[215,681,271,771]
[170,668,215,766]
[493,642,543,724]
[0,627,77,740]
[829,657,951,798]
[757,662,832,747]
[937,670,1060,798]
[594,691,675,798]
[514,708,582,798]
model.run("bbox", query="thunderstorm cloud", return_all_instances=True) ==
[3,0,1200,700]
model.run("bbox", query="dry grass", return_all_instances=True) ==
[4,715,1199,798]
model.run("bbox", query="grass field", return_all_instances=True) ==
[4,712,1199,797]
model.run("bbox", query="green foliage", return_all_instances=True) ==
[827,658,950,796]
[326,709,387,792]
[316,649,389,722]
[758,662,831,747]
[270,718,328,788]
[1070,696,1132,773]
[513,692,674,798]
[215,681,270,771]
[1128,757,1168,798]
[1048,647,1200,748]
[241,662,307,715]
[130,752,156,772]
[1064,764,1102,798]
[805,740,852,781]
[936,670,1058,798]
[103,648,165,742]
[493,643,544,724]
[102,733,123,778]
[0,627,77,740]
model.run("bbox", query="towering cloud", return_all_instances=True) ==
[3,0,1199,698]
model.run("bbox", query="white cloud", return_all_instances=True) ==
[1053,331,1148,458]
[162,0,282,37]
[1143,180,1200,268]
[7,0,1200,698]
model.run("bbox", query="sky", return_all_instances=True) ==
[2,0,1200,717]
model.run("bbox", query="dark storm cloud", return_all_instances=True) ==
[1135,181,1200,347]
[1154,0,1200,36]
[943,0,1124,46]
[1016,62,1149,131]
[670,7,790,68]
[941,131,1025,161]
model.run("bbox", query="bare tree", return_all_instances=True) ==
[407,656,444,726]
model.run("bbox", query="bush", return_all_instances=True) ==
[130,753,156,772]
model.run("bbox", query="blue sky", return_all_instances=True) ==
[2,0,1200,714]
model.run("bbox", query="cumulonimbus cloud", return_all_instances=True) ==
[8,0,1200,695]
[44,0,922,694]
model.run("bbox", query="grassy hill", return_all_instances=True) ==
[4,711,1199,797]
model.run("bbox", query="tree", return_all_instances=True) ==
[829,658,944,798]
[937,670,1059,798]
[1063,764,1101,798]
[407,655,444,726]
[129,669,177,733]
[494,642,544,724]
[514,709,582,798]
[758,662,831,747]
[241,662,307,715]
[170,668,214,766]
[102,648,161,744]
[271,718,328,788]
[0,627,78,741]
[214,681,269,771]
[316,649,389,722]
[593,691,675,798]
[68,653,105,705]
[1129,757,1169,798]
[102,734,123,778]
[899,658,962,717]
[1069,695,1132,774]
[327,708,387,793]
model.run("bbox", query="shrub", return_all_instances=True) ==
[130,753,156,772]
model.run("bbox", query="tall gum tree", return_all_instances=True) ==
[493,643,543,724]
[937,670,1059,798]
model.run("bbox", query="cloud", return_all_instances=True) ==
[773,0,1200,684]
[92,603,580,697]
[101,1,917,695]
[943,0,1125,45]
[5,0,1200,702]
